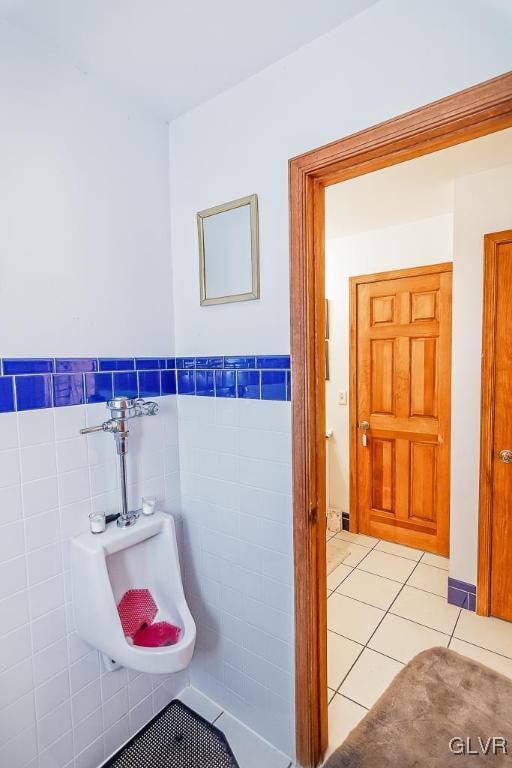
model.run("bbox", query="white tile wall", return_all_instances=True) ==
[177,395,295,758]
[0,396,187,768]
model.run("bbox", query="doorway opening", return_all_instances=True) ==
[290,72,512,767]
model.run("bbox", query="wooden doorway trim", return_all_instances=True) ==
[477,229,512,616]
[289,71,512,768]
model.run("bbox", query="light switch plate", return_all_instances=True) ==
[338,391,347,406]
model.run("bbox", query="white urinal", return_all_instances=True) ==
[71,512,196,674]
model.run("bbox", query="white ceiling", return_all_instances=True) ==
[325,127,512,238]
[0,0,380,120]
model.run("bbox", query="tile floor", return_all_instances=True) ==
[326,530,512,758]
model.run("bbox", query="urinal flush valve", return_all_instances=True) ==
[80,396,159,528]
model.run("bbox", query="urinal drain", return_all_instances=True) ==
[104,699,240,768]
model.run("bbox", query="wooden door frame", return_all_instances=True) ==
[477,229,512,616]
[289,71,512,768]
[348,262,453,546]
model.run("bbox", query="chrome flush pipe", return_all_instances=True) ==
[80,396,159,527]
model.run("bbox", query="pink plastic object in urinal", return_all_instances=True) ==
[117,589,157,640]
[133,621,182,647]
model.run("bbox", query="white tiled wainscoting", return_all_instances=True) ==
[0,394,296,767]
[0,396,184,768]
[177,395,295,758]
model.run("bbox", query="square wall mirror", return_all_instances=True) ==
[197,194,260,306]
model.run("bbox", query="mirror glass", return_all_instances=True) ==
[198,194,259,305]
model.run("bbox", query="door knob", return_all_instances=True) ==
[499,449,512,463]
[358,420,369,447]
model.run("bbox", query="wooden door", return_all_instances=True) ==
[352,263,452,555]
[479,231,512,622]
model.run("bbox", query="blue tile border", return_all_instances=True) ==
[0,355,292,411]
[447,577,476,611]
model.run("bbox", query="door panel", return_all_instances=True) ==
[371,439,395,513]
[410,338,438,417]
[371,339,395,414]
[354,265,452,555]
[489,240,512,621]
[409,442,437,523]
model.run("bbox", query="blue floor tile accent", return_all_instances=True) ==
[447,577,476,611]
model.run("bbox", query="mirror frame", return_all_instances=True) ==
[197,193,260,306]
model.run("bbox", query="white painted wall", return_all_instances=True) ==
[1,0,510,764]
[450,163,512,585]
[0,20,175,357]
[168,0,512,757]
[0,19,184,768]
[325,214,454,514]
[169,0,512,356]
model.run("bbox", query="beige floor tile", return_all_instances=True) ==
[326,537,352,574]
[336,569,402,611]
[326,694,367,758]
[327,630,363,690]
[334,531,379,549]
[341,542,372,568]
[390,585,459,634]
[375,540,423,561]
[454,610,512,659]
[357,549,416,583]
[327,563,353,591]
[339,647,404,709]
[369,613,450,663]
[327,592,385,645]
[449,638,512,679]
[406,562,448,597]
[421,552,449,570]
